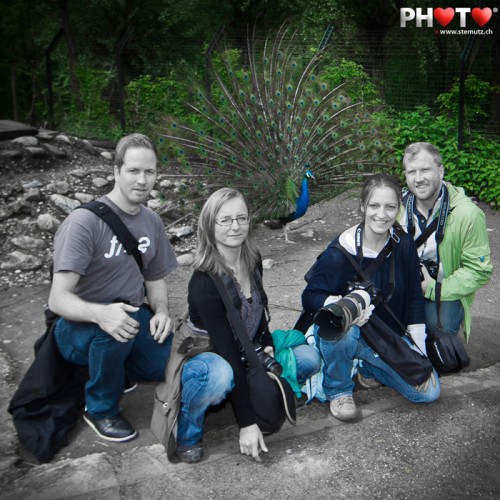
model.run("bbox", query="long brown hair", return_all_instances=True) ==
[193,188,260,276]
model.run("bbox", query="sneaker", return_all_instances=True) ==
[175,442,204,463]
[329,395,358,421]
[83,411,137,442]
[357,373,382,390]
[123,379,138,394]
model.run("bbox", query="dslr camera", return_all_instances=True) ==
[241,340,283,376]
[420,259,438,281]
[314,281,381,341]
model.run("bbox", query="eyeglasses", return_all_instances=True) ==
[215,215,251,226]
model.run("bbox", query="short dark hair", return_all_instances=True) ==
[115,133,158,170]
[403,142,442,170]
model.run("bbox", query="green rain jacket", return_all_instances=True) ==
[399,182,492,341]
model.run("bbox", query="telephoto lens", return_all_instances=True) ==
[255,344,283,376]
[314,289,371,341]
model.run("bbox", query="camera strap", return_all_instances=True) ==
[404,184,449,249]
[353,224,396,301]
[335,230,414,341]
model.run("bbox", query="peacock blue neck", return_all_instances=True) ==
[280,173,310,224]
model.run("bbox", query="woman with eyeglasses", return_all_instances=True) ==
[174,188,320,463]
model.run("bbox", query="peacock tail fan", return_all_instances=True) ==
[159,23,393,221]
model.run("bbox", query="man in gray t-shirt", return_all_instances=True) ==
[48,133,178,443]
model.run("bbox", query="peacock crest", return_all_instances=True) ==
[159,25,391,223]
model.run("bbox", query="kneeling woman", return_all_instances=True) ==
[176,188,320,462]
[302,174,440,422]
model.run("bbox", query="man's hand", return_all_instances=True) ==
[150,312,172,344]
[420,264,432,294]
[239,424,268,462]
[95,303,140,342]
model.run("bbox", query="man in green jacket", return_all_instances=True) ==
[398,142,492,342]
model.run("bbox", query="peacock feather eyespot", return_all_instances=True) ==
[312,145,319,153]
[299,99,305,107]
[271,121,277,129]
[162,156,168,162]
[171,122,178,129]
[250,94,256,102]
[321,83,327,91]
[177,148,185,156]
[295,117,301,124]
[236,170,242,177]
[239,90,245,98]
[346,139,352,146]
[275,144,281,151]
[323,114,329,121]
[287,84,294,92]
[267,153,274,160]
[266,135,273,143]
[306,113,314,121]
[334,146,341,153]
[316,127,323,135]
[276,91,282,98]
[310,75,316,81]
[313,99,320,106]
[246,111,253,119]
[286,102,292,109]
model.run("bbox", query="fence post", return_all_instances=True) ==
[115,26,135,132]
[458,34,477,150]
[204,25,225,102]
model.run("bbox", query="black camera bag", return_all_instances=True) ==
[426,327,470,373]
[210,274,296,434]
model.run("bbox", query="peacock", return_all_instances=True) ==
[159,24,391,240]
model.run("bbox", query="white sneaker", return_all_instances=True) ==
[329,395,358,421]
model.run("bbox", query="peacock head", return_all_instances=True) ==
[304,168,316,182]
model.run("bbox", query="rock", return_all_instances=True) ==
[69,168,89,178]
[160,179,173,188]
[11,235,47,252]
[82,139,97,156]
[74,192,95,203]
[176,253,194,266]
[147,199,163,210]
[37,213,60,233]
[300,229,314,238]
[11,136,38,146]
[22,180,44,189]
[100,151,113,160]
[262,258,274,269]
[50,194,81,214]
[44,143,67,157]
[92,177,109,188]
[46,181,70,194]
[176,226,194,238]
[0,207,13,221]
[0,150,22,160]
[7,199,33,216]
[25,147,49,158]
[24,188,42,202]
[1,250,43,271]
[55,134,71,144]
[37,130,57,140]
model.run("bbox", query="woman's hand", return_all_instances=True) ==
[263,346,275,358]
[239,424,268,462]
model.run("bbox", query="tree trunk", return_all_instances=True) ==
[58,0,83,110]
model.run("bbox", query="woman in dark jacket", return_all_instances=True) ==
[176,188,320,463]
[302,174,439,422]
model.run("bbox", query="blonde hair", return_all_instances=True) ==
[403,142,443,170]
[193,188,260,276]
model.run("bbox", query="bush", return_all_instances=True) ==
[385,104,500,207]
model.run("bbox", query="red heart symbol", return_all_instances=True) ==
[434,7,455,27]
[471,7,492,27]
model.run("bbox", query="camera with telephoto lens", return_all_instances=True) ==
[314,281,381,341]
[420,259,439,281]
[241,341,283,376]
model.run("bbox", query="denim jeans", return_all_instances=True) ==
[176,344,320,447]
[54,304,172,418]
[316,325,440,403]
[424,299,464,336]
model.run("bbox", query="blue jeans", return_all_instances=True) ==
[424,299,464,336]
[316,325,440,403]
[54,304,172,418]
[176,344,320,447]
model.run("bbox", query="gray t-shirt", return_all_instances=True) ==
[53,196,178,306]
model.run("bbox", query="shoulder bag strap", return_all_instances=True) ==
[209,273,262,370]
[78,201,144,273]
